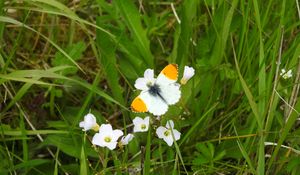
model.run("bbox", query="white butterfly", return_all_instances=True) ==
[131,64,181,116]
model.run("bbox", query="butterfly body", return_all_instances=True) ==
[148,83,160,96]
[148,83,168,102]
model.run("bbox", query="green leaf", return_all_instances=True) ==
[192,157,210,165]
[196,143,214,160]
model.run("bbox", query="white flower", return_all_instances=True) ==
[120,134,134,145]
[133,116,150,132]
[134,69,156,91]
[79,113,99,131]
[92,124,123,150]
[180,66,195,85]
[156,120,181,146]
[280,69,292,79]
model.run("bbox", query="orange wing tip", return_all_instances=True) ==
[161,64,178,80]
[131,97,148,113]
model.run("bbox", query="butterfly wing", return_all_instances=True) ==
[158,83,181,105]
[141,92,169,116]
[156,64,181,105]
[156,64,178,85]
[131,64,179,115]
[131,95,148,113]
[131,91,168,116]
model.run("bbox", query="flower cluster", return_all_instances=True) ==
[130,64,194,145]
[79,64,195,149]
[78,114,150,150]
[280,68,292,79]
[79,113,131,150]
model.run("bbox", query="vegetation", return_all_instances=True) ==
[0,0,300,174]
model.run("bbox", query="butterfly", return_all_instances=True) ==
[131,64,181,116]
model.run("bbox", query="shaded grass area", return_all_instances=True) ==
[0,0,300,174]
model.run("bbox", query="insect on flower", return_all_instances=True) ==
[131,64,181,116]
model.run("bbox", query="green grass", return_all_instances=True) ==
[1,0,300,174]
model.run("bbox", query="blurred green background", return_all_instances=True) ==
[0,0,300,174]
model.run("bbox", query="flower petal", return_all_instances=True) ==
[144,116,150,126]
[156,126,167,138]
[133,117,150,132]
[144,69,154,79]
[79,113,98,131]
[85,113,96,123]
[164,136,174,146]
[134,78,148,91]
[133,125,141,133]
[280,69,286,76]
[121,134,134,145]
[172,129,181,141]
[125,134,134,141]
[99,124,113,135]
[165,120,174,129]
[112,129,123,141]
[79,121,85,128]
[183,66,195,78]
[92,133,105,147]
[180,66,195,84]
[105,142,117,150]
[85,114,96,128]
[287,70,292,77]
[133,117,143,125]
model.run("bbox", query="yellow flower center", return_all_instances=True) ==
[141,124,146,130]
[92,124,100,132]
[164,130,170,136]
[180,78,188,85]
[146,81,153,87]
[104,136,111,143]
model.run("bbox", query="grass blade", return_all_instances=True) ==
[143,126,151,175]
[96,18,125,105]
[80,134,88,175]
[233,126,256,174]
[115,0,153,67]
[0,16,84,73]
